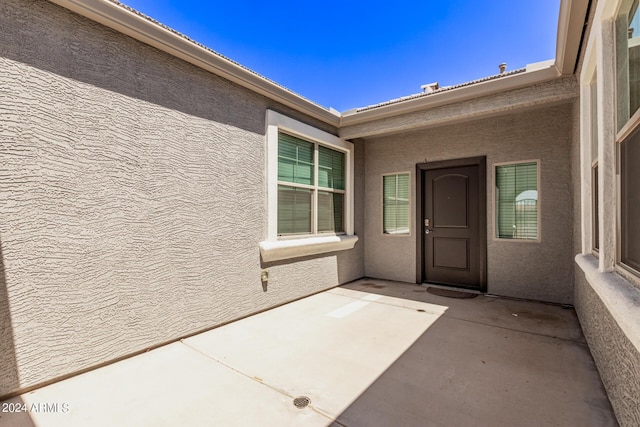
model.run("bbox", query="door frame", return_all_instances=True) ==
[415,156,487,292]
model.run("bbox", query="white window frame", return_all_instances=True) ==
[259,110,357,262]
[492,159,542,243]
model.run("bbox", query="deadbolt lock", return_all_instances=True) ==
[424,218,430,227]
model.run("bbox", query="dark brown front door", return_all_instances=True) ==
[418,158,486,290]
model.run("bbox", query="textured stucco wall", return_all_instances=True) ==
[574,267,640,427]
[0,0,363,397]
[363,103,575,303]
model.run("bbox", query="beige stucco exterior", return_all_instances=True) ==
[1,1,639,425]
[570,0,640,424]
[361,103,576,303]
[0,0,363,397]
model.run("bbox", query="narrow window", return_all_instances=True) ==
[495,162,539,240]
[383,173,410,234]
[592,164,599,252]
[591,76,599,252]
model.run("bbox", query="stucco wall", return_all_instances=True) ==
[363,103,575,303]
[574,267,640,426]
[0,0,363,397]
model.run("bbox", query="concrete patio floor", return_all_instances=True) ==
[0,278,617,427]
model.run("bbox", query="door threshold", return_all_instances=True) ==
[421,283,483,295]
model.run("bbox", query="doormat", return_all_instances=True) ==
[359,282,386,289]
[427,287,478,299]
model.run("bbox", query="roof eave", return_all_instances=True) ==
[47,0,342,126]
[45,0,588,129]
[339,0,589,126]
[555,0,591,75]
[339,64,562,126]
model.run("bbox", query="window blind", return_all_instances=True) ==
[277,132,346,236]
[278,133,314,186]
[496,163,538,239]
[277,185,312,235]
[318,191,344,233]
[383,174,410,234]
[318,145,345,190]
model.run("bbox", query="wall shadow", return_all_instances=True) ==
[0,237,21,400]
[0,397,37,427]
[332,281,618,427]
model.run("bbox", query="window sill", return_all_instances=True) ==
[259,235,359,262]
[575,254,640,352]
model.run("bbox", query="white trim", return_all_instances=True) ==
[616,107,640,142]
[598,18,618,272]
[492,160,542,243]
[555,0,591,75]
[259,235,358,263]
[576,254,640,353]
[580,65,599,254]
[262,110,356,261]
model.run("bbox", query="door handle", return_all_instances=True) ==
[425,228,433,234]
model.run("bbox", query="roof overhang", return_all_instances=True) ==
[339,76,578,140]
[46,0,342,126]
[339,0,590,129]
[46,0,589,130]
[555,0,591,75]
[339,62,562,127]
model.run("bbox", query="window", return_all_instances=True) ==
[495,162,539,240]
[591,75,599,252]
[620,129,640,272]
[616,0,640,130]
[592,164,599,251]
[277,132,345,235]
[617,0,640,275]
[383,173,410,235]
[260,110,357,262]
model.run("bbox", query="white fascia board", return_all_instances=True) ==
[340,65,561,126]
[555,0,591,75]
[47,0,341,126]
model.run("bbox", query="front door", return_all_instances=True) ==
[419,158,486,290]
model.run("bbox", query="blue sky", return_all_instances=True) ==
[121,0,561,111]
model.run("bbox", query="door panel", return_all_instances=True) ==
[433,174,469,228]
[424,165,480,288]
[433,238,469,270]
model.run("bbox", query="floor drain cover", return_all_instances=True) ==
[427,287,478,299]
[293,396,311,409]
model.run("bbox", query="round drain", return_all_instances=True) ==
[293,396,311,409]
